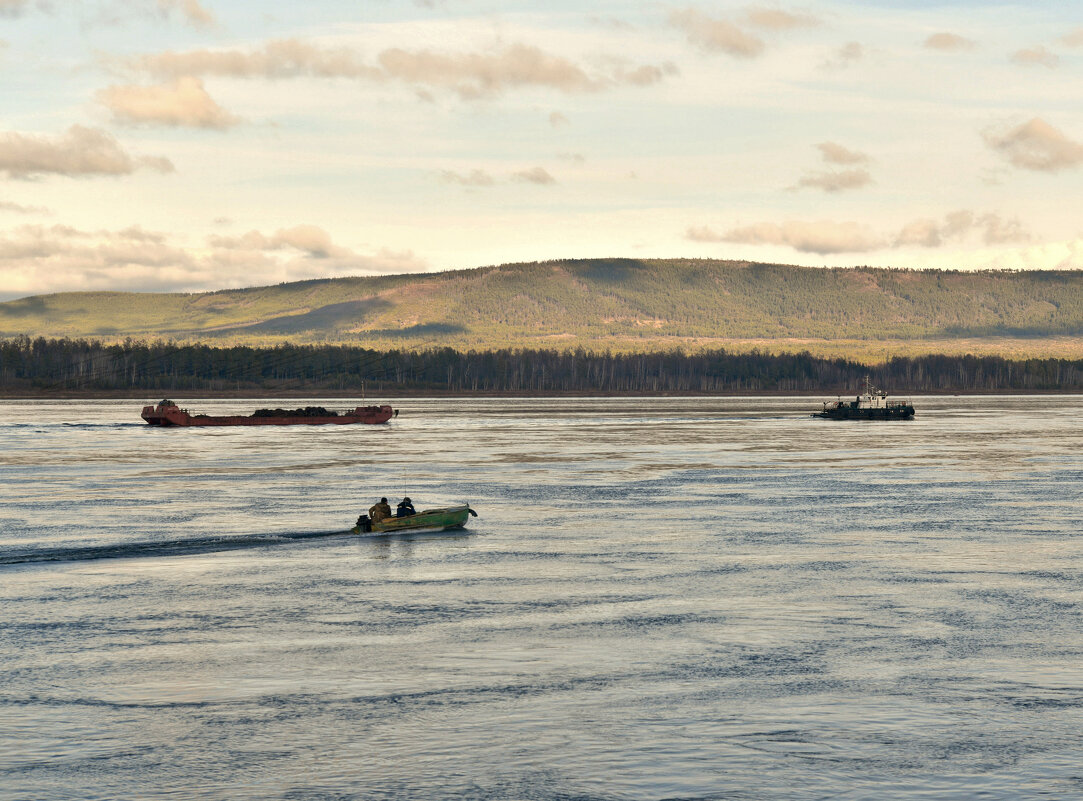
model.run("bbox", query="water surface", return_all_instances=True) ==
[1,396,1081,800]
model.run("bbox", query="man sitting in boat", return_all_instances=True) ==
[369,497,392,524]
[396,497,416,517]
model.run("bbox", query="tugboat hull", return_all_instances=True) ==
[813,378,914,420]
[814,405,914,420]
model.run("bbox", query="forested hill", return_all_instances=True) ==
[3,259,1083,357]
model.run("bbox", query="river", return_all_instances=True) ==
[1,396,1081,800]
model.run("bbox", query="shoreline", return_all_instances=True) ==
[1,388,1081,400]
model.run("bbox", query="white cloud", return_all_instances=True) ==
[512,167,556,185]
[791,143,872,192]
[439,169,495,187]
[689,210,1029,255]
[689,220,882,254]
[134,38,381,80]
[590,15,634,31]
[983,118,1083,172]
[549,111,570,128]
[0,0,213,25]
[669,7,764,58]
[1063,28,1083,47]
[979,213,1028,244]
[0,126,174,179]
[98,77,239,129]
[923,32,975,51]
[816,142,869,165]
[0,0,27,17]
[1011,46,1059,68]
[742,7,819,31]
[793,168,872,192]
[208,225,346,258]
[156,0,214,28]
[0,223,427,297]
[129,39,675,100]
[0,200,50,215]
[821,41,863,69]
[894,211,974,247]
[377,44,673,98]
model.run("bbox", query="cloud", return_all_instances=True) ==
[439,167,559,187]
[0,125,174,179]
[557,152,585,164]
[689,220,882,254]
[669,8,764,58]
[0,0,27,17]
[130,39,674,100]
[134,38,381,80]
[590,15,634,31]
[688,210,1029,254]
[0,0,214,26]
[1011,46,1059,68]
[512,167,556,185]
[439,169,495,187]
[983,118,1083,172]
[1063,28,1083,47]
[791,143,872,192]
[376,44,673,98]
[0,200,50,215]
[793,168,872,193]
[616,62,677,86]
[923,32,975,51]
[0,224,196,296]
[816,141,869,165]
[822,41,863,69]
[894,211,1027,247]
[549,111,570,128]
[156,0,214,28]
[207,226,425,274]
[209,225,346,258]
[0,223,428,297]
[742,7,819,30]
[894,210,973,247]
[97,77,239,129]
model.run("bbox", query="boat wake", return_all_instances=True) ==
[0,528,353,566]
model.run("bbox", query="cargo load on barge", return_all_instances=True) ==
[141,399,396,426]
[813,379,914,420]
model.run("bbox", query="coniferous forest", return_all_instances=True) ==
[2,336,1082,395]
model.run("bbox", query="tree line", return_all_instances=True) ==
[2,336,1082,394]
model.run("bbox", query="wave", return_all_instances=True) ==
[0,528,353,566]
[0,525,475,566]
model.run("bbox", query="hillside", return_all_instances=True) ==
[4,259,1083,359]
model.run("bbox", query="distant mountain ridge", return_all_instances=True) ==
[4,258,1083,358]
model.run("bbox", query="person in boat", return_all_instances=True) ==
[396,497,416,517]
[369,497,392,524]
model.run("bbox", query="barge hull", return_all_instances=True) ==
[141,402,394,426]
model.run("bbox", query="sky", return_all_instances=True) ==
[0,0,1081,300]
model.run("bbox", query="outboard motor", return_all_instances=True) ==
[355,514,372,533]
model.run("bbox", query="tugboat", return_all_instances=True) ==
[813,378,914,420]
[141,399,396,426]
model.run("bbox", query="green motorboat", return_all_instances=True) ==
[352,504,477,535]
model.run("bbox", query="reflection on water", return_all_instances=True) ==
[1,396,1082,800]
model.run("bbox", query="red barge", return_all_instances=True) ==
[141,399,396,427]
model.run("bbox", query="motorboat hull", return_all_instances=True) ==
[352,505,475,535]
